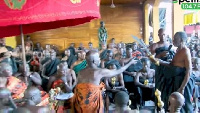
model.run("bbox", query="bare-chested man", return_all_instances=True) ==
[155,32,195,112]
[134,58,155,105]
[47,62,76,93]
[104,64,126,113]
[149,28,174,61]
[73,50,137,113]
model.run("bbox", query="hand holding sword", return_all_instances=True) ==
[131,35,160,66]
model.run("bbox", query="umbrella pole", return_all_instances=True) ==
[20,25,28,85]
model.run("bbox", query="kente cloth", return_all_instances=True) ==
[52,79,65,91]
[104,59,121,69]
[155,65,195,113]
[100,49,108,60]
[1,58,18,74]
[73,60,87,75]
[6,76,27,99]
[30,58,40,66]
[132,50,142,59]
[73,83,105,113]
[155,46,175,61]
[66,55,77,68]
[36,90,49,107]
[51,79,73,111]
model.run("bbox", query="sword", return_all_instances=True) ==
[131,35,160,66]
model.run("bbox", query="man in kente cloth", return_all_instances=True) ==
[41,50,60,91]
[15,64,49,106]
[61,49,77,68]
[121,48,143,109]
[149,28,175,61]
[134,58,155,106]
[71,50,87,75]
[155,32,195,113]
[101,50,121,69]
[47,62,76,112]
[0,63,27,100]
[104,63,127,113]
[73,50,137,113]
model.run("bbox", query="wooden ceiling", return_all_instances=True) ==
[100,0,144,5]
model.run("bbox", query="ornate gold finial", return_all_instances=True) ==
[111,77,116,86]
[155,89,164,109]
[144,79,149,86]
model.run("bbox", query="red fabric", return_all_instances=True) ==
[0,0,100,37]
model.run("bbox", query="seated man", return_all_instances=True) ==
[192,58,200,112]
[73,50,137,113]
[132,42,142,59]
[101,50,121,69]
[48,62,76,112]
[47,62,76,92]
[104,63,127,113]
[41,50,60,90]
[99,42,108,60]
[121,48,143,109]
[0,63,27,100]
[61,49,77,68]
[71,50,87,75]
[134,58,155,106]
[15,64,49,107]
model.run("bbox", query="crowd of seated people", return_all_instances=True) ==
[0,29,199,113]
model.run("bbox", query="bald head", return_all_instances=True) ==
[168,92,185,113]
[114,91,129,107]
[86,50,100,66]
[24,87,41,105]
[174,32,188,42]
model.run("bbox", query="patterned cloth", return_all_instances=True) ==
[6,76,27,99]
[73,83,105,113]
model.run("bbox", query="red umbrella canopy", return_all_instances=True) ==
[0,0,100,37]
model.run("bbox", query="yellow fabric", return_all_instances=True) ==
[184,12,200,25]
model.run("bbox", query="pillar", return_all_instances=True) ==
[152,0,160,43]
[172,2,184,36]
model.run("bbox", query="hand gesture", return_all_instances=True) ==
[130,58,137,65]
